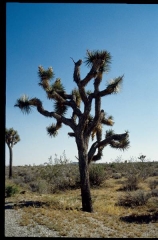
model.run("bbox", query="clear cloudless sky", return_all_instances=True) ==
[6,3,158,166]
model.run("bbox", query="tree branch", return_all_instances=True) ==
[72,58,88,104]
[15,97,75,129]
[80,67,97,87]
[72,59,82,84]
[86,110,105,136]
[88,132,129,162]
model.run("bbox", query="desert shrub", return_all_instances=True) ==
[28,180,50,194]
[29,182,39,192]
[151,188,158,197]
[121,174,139,191]
[37,180,49,194]
[117,190,151,207]
[18,170,27,177]
[89,164,106,187]
[5,184,19,197]
[12,178,29,189]
[119,157,156,180]
[23,173,36,183]
[50,177,71,193]
[49,164,80,192]
[112,173,122,179]
[109,163,115,168]
[12,177,24,185]
[38,155,80,193]
[152,170,158,176]
[149,180,158,190]
[64,164,80,189]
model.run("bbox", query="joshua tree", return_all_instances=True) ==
[138,154,146,162]
[15,49,130,212]
[5,128,20,179]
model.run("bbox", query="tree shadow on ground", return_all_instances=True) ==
[120,211,158,224]
[5,200,49,210]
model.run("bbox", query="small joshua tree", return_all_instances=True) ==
[138,154,146,162]
[15,49,130,212]
[5,128,20,179]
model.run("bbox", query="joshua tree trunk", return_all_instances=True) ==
[9,146,13,179]
[76,136,93,212]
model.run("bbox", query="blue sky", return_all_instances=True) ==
[6,3,158,166]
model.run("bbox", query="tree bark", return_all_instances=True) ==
[76,137,93,212]
[9,146,13,179]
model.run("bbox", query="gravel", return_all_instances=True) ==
[5,208,61,237]
[4,203,158,238]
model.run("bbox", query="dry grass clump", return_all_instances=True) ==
[5,177,158,238]
[117,190,151,207]
[149,179,158,190]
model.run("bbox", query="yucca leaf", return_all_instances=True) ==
[106,76,123,94]
[110,138,130,151]
[54,100,68,116]
[14,94,32,114]
[46,124,58,137]
[84,50,111,73]
[38,66,54,80]
[105,129,115,138]
[52,78,65,92]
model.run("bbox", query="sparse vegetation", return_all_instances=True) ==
[5,157,158,237]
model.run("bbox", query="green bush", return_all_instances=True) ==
[29,182,39,192]
[29,180,49,194]
[89,164,106,187]
[5,184,19,197]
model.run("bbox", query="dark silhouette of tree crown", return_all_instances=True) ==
[15,49,130,163]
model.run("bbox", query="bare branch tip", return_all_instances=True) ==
[70,57,75,64]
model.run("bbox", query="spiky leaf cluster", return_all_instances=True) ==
[38,66,54,80]
[110,138,130,151]
[14,94,32,114]
[105,130,130,151]
[102,115,114,126]
[5,128,20,146]
[84,50,111,73]
[54,100,68,116]
[106,76,123,94]
[47,79,66,99]
[46,124,58,137]
[52,78,65,92]
[105,129,115,138]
